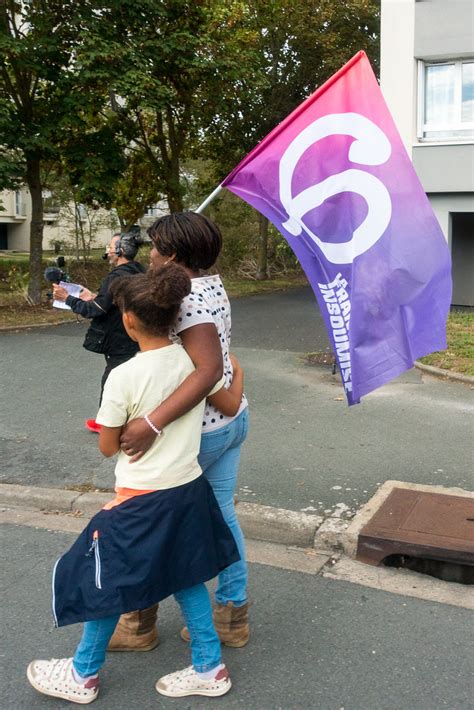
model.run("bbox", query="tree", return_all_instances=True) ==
[201,0,380,278]
[95,0,258,213]
[112,150,164,230]
[0,2,125,302]
[43,171,119,262]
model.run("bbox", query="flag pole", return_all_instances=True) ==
[195,184,223,214]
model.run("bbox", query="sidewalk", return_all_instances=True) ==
[1,521,472,710]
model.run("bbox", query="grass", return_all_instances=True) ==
[223,273,307,298]
[304,311,474,377]
[0,303,76,328]
[0,252,111,328]
[419,310,474,376]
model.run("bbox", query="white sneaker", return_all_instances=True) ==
[26,657,99,704]
[155,664,231,698]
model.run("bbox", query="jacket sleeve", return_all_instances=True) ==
[66,272,116,319]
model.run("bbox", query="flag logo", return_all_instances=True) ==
[280,112,392,264]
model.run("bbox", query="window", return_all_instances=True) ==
[145,205,161,217]
[418,59,474,141]
[76,204,88,221]
[15,190,22,216]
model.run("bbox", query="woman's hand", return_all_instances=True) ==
[52,284,69,302]
[119,417,155,462]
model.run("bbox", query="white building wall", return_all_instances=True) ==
[0,188,32,250]
[43,210,117,252]
[380,0,416,156]
[1,187,118,252]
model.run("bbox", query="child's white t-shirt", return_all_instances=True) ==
[172,274,248,433]
[96,344,204,490]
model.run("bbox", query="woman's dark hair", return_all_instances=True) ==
[110,263,191,336]
[147,211,222,271]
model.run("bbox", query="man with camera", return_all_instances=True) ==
[53,231,145,432]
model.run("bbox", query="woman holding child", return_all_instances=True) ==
[27,212,250,703]
[112,211,250,652]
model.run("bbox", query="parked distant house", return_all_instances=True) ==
[0,188,29,250]
[0,187,117,252]
[0,188,166,253]
[381,0,474,306]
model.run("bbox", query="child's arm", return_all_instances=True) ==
[99,426,123,457]
[207,354,244,416]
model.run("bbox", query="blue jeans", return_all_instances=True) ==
[199,407,249,607]
[73,584,220,676]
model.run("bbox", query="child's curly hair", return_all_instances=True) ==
[110,263,191,336]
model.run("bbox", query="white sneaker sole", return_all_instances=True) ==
[155,678,232,698]
[26,663,98,705]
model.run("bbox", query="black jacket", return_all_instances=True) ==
[65,261,145,357]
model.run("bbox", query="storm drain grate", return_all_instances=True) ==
[356,487,474,568]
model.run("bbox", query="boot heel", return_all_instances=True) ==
[108,604,159,652]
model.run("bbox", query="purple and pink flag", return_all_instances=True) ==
[222,51,452,404]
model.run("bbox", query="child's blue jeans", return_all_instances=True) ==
[73,583,220,676]
[199,407,249,607]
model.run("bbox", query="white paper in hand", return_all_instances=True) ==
[53,281,82,310]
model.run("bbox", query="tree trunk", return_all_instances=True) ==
[26,159,44,305]
[256,213,269,280]
[73,199,81,262]
[166,156,183,213]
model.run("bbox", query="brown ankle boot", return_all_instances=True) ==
[180,601,249,648]
[108,604,159,652]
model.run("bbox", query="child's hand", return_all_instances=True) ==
[229,353,241,373]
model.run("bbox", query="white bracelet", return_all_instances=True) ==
[144,415,163,437]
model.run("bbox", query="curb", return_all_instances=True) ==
[0,318,75,333]
[414,360,474,385]
[0,483,335,549]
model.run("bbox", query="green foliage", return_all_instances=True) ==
[203,0,380,174]
[0,1,130,300]
[113,150,164,228]
[61,123,127,208]
[89,0,260,211]
[5,265,33,305]
[0,0,381,292]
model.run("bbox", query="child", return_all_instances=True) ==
[26,263,243,704]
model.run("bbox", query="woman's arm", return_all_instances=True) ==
[99,426,122,457]
[119,323,223,460]
[207,354,244,416]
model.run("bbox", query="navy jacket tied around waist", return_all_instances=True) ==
[52,476,240,627]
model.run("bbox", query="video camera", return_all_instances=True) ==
[44,256,71,299]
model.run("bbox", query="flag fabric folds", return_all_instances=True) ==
[222,51,452,404]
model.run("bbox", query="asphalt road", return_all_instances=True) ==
[0,287,473,517]
[2,523,473,710]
